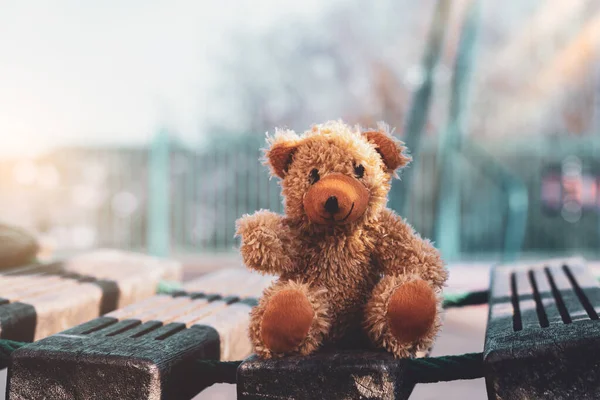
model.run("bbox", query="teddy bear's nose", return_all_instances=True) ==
[324,196,339,214]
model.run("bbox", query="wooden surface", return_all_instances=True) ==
[239,351,415,400]
[7,318,220,400]
[484,257,600,399]
[6,256,600,399]
[6,268,272,400]
[107,268,272,361]
[0,250,181,342]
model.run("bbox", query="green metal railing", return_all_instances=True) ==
[393,0,452,214]
[147,129,171,257]
[433,0,528,262]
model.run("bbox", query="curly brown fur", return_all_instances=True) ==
[236,210,295,275]
[237,120,447,358]
[373,208,448,289]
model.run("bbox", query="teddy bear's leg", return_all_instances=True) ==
[249,279,330,358]
[364,274,441,358]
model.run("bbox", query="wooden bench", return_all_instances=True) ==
[484,257,600,399]
[8,256,600,399]
[7,268,272,400]
[0,249,181,342]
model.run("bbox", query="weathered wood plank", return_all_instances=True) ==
[547,264,588,322]
[238,351,416,400]
[0,250,182,341]
[61,249,182,308]
[7,318,220,400]
[484,257,600,400]
[7,268,272,400]
[197,302,256,362]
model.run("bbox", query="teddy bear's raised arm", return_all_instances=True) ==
[373,208,448,289]
[235,210,295,275]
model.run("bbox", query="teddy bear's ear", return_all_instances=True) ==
[264,130,302,179]
[363,129,411,172]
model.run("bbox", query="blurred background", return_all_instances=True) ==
[2,1,600,398]
[1,0,600,265]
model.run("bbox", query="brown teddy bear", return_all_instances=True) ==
[236,120,447,359]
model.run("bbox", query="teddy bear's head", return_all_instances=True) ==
[265,121,410,228]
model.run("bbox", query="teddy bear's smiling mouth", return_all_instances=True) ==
[322,202,355,223]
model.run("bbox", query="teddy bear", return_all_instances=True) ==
[235,120,447,359]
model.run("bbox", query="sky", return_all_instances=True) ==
[0,0,334,157]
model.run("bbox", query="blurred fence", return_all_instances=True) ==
[2,134,600,261]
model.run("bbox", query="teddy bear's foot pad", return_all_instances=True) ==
[238,350,417,400]
[261,289,314,353]
[387,279,437,344]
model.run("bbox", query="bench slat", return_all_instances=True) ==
[531,268,562,326]
[7,268,272,400]
[0,250,181,342]
[484,257,600,399]
[547,264,589,322]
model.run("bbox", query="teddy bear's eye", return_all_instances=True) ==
[309,169,320,185]
[354,164,365,179]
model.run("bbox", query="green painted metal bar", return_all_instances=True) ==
[395,0,452,215]
[249,141,261,216]
[434,0,528,261]
[185,150,194,249]
[434,0,480,260]
[195,150,207,249]
[174,150,184,251]
[147,129,171,257]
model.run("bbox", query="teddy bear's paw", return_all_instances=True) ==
[386,279,437,345]
[364,274,442,358]
[236,211,295,274]
[249,280,331,358]
[260,288,315,353]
